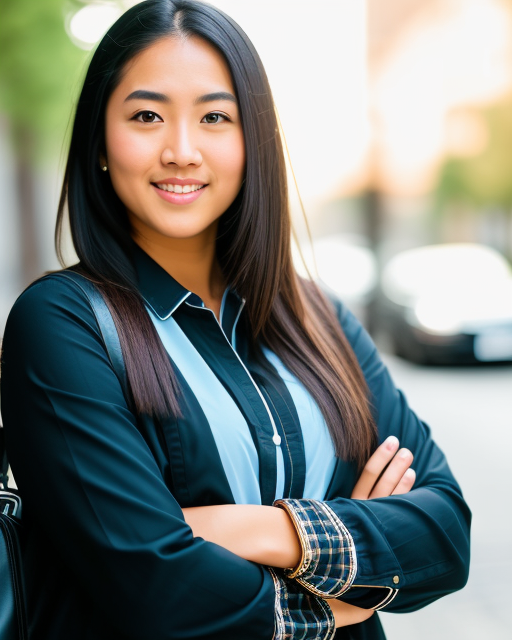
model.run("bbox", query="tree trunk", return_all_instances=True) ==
[14,126,40,286]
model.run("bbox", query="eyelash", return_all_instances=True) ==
[131,110,231,124]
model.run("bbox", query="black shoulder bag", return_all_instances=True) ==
[0,271,130,640]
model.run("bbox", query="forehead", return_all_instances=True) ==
[113,35,235,98]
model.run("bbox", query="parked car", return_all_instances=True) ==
[380,243,512,364]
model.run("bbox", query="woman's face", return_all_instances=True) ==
[104,36,245,243]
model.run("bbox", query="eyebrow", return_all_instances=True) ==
[194,91,237,105]
[124,90,237,105]
[124,90,169,103]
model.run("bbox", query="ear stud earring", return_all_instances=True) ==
[102,165,108,172]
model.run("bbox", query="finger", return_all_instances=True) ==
[391,467,416,495]
[351,436,399,500]
[369,448,413,499]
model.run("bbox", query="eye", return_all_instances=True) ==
[133,111,163,123]
[201,112,230,125]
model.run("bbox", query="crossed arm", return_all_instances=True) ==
[183,435,415,628]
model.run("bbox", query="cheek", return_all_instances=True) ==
[212,131,245,186]
[106,124,155,179]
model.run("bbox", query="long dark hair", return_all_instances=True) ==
[56,0,377,467]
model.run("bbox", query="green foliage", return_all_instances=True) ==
[437,98,512,210]
[0,0,89,157]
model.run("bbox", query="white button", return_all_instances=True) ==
[273,434,282,446]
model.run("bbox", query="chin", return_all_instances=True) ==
[156,222,218,241]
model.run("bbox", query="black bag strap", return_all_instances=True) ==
[0,429,9,491]
[55,271,130,399]
[0,270,130,491]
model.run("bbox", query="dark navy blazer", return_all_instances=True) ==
[0,249,471,640]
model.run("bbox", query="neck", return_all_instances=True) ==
[130,219,226,311]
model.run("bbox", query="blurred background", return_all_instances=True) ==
[0,0,511,638]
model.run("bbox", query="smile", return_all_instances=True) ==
[151,182,208,205]
[154,183,206,194]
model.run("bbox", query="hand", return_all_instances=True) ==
[326,598,374,627]
[351,436,415,500]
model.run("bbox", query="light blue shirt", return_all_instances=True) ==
[149,306,336,504]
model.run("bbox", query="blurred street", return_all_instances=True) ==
[378,350,511,640]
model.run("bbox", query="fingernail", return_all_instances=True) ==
[385,436,399,450]
[399,448,412,459]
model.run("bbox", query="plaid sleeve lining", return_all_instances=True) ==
[268,567,336,640]
[274,499,357,598]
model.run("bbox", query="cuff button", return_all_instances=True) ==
[393,575,400,585]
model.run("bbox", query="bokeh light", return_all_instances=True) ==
[67,2,123,49]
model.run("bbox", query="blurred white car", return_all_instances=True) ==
[293,234,378,325]
[381,244,512,364]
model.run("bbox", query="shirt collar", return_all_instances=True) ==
[133,244,191,320]
[132,243,243,322]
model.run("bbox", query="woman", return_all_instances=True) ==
[0,1,470,639]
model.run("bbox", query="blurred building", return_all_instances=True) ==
[364,0,512,260]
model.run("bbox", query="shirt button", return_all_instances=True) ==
[393,575,400,585]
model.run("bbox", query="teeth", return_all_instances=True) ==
[156,183,204,193]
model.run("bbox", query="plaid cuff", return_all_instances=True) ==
[268,568,336,640]
[274,499,357,598]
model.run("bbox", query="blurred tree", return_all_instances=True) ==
[0,0,89,154]
[0,0,88,281]
[437,99,512,208]
[436,97,512,257]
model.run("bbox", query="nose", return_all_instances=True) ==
[160,123,202,167]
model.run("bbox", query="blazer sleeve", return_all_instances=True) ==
[0,278,276,640]
[326,297,471,612]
